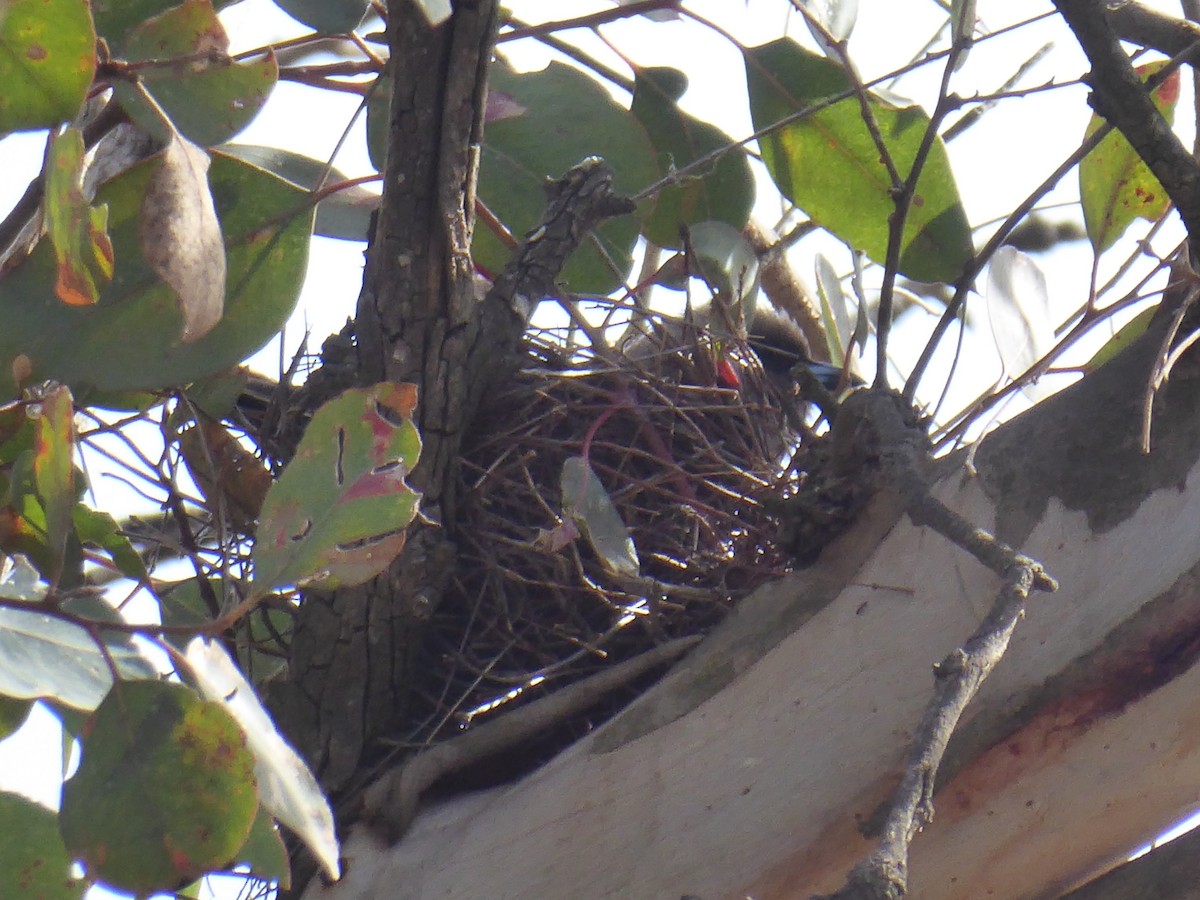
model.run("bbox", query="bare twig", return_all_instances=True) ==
[818,390,1057,899]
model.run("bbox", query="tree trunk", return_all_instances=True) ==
[306,318,1200,898]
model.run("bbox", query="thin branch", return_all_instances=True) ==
[1055,0,1200,251]
[817,390,1057,899]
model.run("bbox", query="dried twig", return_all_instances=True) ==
[819,390,1058,899]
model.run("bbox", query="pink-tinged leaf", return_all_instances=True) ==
[251,383,422,593]
[33,384,75,578]
[140,135,227,342]
[45,128,115,307]
[1080,62,1179,253]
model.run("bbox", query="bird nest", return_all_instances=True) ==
[402,311,846,751]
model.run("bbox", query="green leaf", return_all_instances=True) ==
[0,0,96,133]
[252,383,422,592]
[32,385,76,577]
[0,152,313,403]
[0,792,85,900]
[272,0,369,33]
[72,506,149,583]
[60,680,258,895]
[159,578,217,647]
[1080,62,1179,253]
[92,0,180,47]
[222,143,377,241]
[44,128,114,307]
[0,599,158,710]
[185,637,339,881]
[745,39,973,283]
[0,694,32,739]
[234,805,291,890]
[112,0,278,147]
[474,59,657,293]
[560,456,639,578]
[631,67,755,248]
[1083,306,1156,373]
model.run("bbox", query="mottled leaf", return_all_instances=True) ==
[251,383,422,592]
[44,128,114,307]
[1080,62,1179,253]
[32,385,75,577]
[745,39,972,283]
[0,0,95,133]
[113,0,277,147]
[60,680,258,894]
[0,792,84,899]
[185,638,337,881]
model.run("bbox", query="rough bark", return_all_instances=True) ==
[268,0,499,814]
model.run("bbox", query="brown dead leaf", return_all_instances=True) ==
[140,135,226,343]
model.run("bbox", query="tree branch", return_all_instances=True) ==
[819,390,1058,899]
[1055,0,1200,252]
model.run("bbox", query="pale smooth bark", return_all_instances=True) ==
[309,327,1200,900]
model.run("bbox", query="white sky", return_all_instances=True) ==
[0,1,1193,897]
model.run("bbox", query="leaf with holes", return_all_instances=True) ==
[1080,61,1179,254]
[251,383,422,593]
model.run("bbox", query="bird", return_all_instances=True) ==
[621,298,855,394]
[742,304,854,394]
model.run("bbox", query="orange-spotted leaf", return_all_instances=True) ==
[45,128,114,307]
[1080,62,1180,253]
[59,681,258,895]
[32,384,75,578]
[251,383,422,593]
[0,0,96,133]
